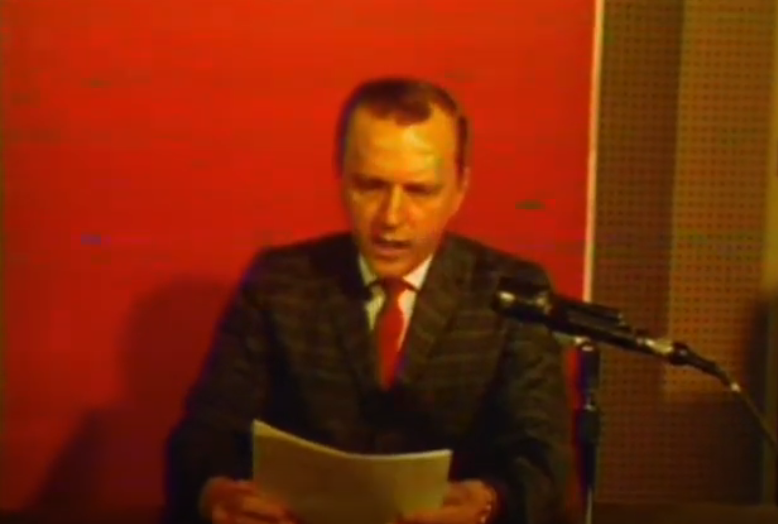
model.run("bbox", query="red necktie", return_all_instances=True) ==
[375,278,407,388]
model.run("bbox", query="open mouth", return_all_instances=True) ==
[371,237,411,258]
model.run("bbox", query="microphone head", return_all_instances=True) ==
[493,276,555,320]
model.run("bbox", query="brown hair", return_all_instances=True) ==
[334,76,470,175]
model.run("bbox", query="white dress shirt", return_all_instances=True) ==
[358,255,433,343]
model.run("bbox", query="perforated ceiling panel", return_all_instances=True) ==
[593,0,775,503]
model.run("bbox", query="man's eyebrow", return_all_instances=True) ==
[351,172,382,180]
[405,181,443,191]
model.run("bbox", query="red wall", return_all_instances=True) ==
[0,0,596,512]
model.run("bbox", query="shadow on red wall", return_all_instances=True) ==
[21,278,586,521]
[26,278,232,514]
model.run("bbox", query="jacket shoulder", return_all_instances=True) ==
[240,232,352,289]
[448,234,553,288]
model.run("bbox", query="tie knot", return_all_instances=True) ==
[377,278,408,298]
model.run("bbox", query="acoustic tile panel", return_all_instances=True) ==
[593,0,685,502]
[593,0,775,503]
[759,0,778,502]
[665,0,774,502]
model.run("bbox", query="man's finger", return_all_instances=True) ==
[401,507,465,524]
[211,504,230,524]
[240,493,290,520]
[234,517,288,524]
[235,480,261,493]
[213,505,260,524]
[441,486,467,506]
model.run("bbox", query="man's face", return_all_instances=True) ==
[340,106,469,279]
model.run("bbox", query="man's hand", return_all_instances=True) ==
[201,477,299,524]
[397,480,498,524]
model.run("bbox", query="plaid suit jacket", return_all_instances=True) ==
[164,232,572,524]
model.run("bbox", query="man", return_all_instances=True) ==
[164,77,573,524]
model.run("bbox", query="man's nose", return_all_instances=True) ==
[378,187,405,227]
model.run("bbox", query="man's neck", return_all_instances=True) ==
[357,255,433,290]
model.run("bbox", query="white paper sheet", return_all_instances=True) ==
[252,420,452,524]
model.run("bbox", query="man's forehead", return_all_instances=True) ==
[355,156,444,182]
[347,106,458,154]
[348,140,447,179]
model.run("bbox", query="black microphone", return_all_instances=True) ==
[492,276,778,454]
[494,277,778,462]
[492,277,728,383]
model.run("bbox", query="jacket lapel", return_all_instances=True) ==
[396,235,472,386]
[319,236,379,396]
[317,234,473,394]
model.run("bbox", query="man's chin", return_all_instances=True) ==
[366,255,416,279]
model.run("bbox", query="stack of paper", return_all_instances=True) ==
[252,421,452,524]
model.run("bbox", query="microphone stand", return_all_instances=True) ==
[574,337,601,524]
[492,282,778,513]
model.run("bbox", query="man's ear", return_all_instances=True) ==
[458,166,471,193]
[450,166,471,216]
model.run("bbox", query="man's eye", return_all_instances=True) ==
[358,180,384,191]
[406,185,438,196]
[352,176,384,191]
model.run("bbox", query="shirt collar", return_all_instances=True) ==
[358,254,433,292]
